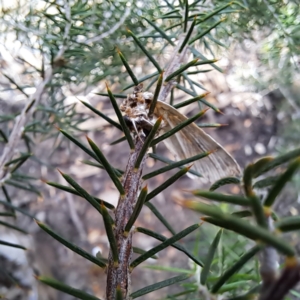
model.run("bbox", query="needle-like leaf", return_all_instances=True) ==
[101,203,119,265]
[58,171,113,220]
[173,92,209,109]
[142,17,174,45]
[197,2,232,24]
[131,223,200,269]
[276,216,300,232]
[201,229,222,285]
[136,227,203,266]
[117,49,139,85]
[46,181,115,210]
[106,84,134,149]
[128,30,162,72]
[165,58,199,82]
[149,153,202,177]
[146,166,192,202]
[191,190,250,206]
[151,108,208,147]
[124,186,148,234]
[95,93,127,99]
[134,118,162,169]
[148,71,164,117]
[36,221,106,268]
[130,274,191,299]
[110,136,127,145]
[0,240,26,250]
[36,276,101,300]
[0,220,28,234]
[210,177,241,191]
[254,147,300,177]
[189,19,225,45]
[87,136,125,195]
[264,158,300,207]
[183,0,189,32]
[122,72,159,91]
[80,100,122,131]
[183,201,295,256]
[143,151,210,180]
[145,202,176,235]
[0,129,8,143]
[0,199,36,218]
[4,153,32,168]
[211,245,262,293]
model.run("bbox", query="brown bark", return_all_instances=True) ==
[106,137,146,300]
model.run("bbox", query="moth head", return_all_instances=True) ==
[143,92,154,109]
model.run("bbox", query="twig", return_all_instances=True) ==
[85,5,132,44]
[106,137,146,300]
[158,35,188,102]
[260,261,300,300]
[258,216,279,297]
[0,0,72,181]
[106,26,192,299]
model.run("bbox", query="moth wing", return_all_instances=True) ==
[154,101,241,183]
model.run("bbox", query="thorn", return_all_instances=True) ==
[34,219,40,224]
[186,164,193,170]
[208,149,218,155]
[172,196,184,206]
[181,189,193,193]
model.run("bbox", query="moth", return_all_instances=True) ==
[120,84,241,183]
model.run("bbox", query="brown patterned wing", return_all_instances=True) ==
[154,101,241,183]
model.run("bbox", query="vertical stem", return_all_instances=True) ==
[106,29,191,299]
[258,216,279,300]
[106,137,146,300]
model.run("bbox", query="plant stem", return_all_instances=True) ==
[106,136,146,300]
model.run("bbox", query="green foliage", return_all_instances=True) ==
[1,0,300,299]
[178,149,300,298]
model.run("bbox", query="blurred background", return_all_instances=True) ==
[0,0,299,299]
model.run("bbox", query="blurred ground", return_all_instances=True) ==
[0,45,298,299]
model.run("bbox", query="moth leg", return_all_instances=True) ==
[140,117,153,126]
[131,120,144,142]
